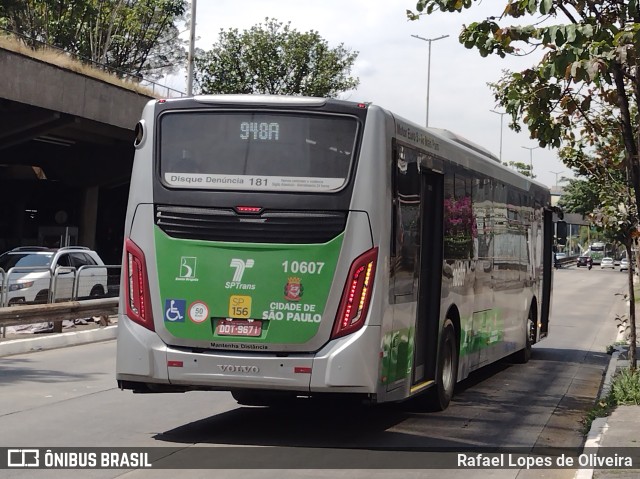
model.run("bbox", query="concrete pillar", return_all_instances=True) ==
[79,186,99,248]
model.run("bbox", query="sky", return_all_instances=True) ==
[164,0,571,189]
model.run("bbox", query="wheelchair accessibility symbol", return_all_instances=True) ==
[164,299,186,322]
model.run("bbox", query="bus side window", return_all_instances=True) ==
[392,144,420,299]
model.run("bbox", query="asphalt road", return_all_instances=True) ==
[0,265,627,479]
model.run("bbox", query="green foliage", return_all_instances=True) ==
[558,178,601,216]
[582,396,615,435]
[0,0,187,79]
[610,369,640,405]
[589,179,638,246]
[582,367,640,433]
[408,1,640,158]
[504,160,534,178]
[194,18,359,97]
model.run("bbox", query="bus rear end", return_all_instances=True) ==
[116,95,387,402]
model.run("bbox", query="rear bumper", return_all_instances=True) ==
[116,314,381,394]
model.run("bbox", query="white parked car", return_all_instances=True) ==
[600,257,615,269]
[0,246,108,306]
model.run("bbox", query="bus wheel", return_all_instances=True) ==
[426,319,458,411]
[513,308,535,364]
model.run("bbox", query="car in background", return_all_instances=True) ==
[555,252,567,260]
[600,257,615,269]
[620,257,631,272]
[0,246,107,306]
[576,255,591,267]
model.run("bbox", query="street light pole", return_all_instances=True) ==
[521,145,539,177]
[186,0,197,96]
[549,170,564,187]
[411,34,449,127]
[490,110,507,162]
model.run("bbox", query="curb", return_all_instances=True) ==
[573,347,625,479]
[575,416,609,479]
[600,350,622,398]
[0,325,117,357]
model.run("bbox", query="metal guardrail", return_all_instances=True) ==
[556,256,575,267]
[0,297,118,328]
[0,265,121,307]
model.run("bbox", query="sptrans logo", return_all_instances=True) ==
[226,259,255,290]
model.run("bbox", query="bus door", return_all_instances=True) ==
[540,207,554,337]
[413,171,444,385]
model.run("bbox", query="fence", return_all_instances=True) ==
[0,297,118,329]
[0,265,121,337]
[0,265,121,307]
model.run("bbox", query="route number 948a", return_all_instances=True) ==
[282,260,324,274]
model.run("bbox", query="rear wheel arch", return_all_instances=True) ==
[446,306,461,348]
[90,284,105,297]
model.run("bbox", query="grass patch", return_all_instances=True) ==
[610,368,640,405]
[582,396,616,434]
[606,342,628,355]
[0,32,156,97]
[582,368,640,433]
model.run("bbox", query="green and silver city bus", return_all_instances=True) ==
[116,95,554,410]
[588,242,606,265]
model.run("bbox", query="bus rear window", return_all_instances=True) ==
[159,111,358,192]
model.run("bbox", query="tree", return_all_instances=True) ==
[408,0,638,368]
[558,178,602,217]
[194,18,359,97]
[504,160,534,178]
[591,181,639,356]
[0,0,187,80]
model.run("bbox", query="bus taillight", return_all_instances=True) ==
[124,238,154,331]
[331,247,378,339]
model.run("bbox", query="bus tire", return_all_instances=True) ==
[426,319,458,411]
[513,308,535,364]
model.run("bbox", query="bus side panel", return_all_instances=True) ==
[116,307,168,383]
[344,108,401,402]
[117,203,167,380]
[487,185,522,363]
[117,100,167,383]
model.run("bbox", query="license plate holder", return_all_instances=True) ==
[215,319,262,337]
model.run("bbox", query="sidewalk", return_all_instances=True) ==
[0,317,117,356]
[577,347,640,479]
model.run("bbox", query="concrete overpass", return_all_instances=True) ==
[0,46,158,263]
